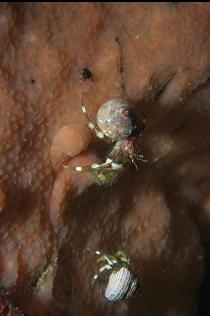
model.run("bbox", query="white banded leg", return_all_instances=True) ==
[129,155,139,171]
[91,158,123,171]
[99,264,113,273]
[79,94,105,139]
[93,251,113,281]
[132,154,148,162]
[97,254,112,264]
[115,251,130,264]
[92,274,99,282]
[97,253,119,270]
[71,158,123,173]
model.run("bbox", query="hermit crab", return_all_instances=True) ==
[66,97,146,186]
[93,250,141,302]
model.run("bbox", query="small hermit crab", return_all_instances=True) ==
[93,250,141,302]
[66,97,146,186]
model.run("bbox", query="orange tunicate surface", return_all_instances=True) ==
[0,188,5,212]
[50,123,91,171]
[0,2,209,316]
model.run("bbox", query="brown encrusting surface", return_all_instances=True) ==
[0,2,209,316]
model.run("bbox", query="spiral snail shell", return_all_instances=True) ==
[97,99,139,141]
[105,267,141,302]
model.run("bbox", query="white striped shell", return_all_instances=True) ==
[105,267,140,302]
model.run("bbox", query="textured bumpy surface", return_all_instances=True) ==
[0,2,209,316]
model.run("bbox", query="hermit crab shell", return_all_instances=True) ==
[97,99,138,141]
[105,267,141,302]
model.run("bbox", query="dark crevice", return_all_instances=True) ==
[115,37,124,74]
[197,70,210,87]
[115,36,126,94]
[171,121,188,135]
[79,68,94,82]
[197,258,210,316]
[154,74,175,102]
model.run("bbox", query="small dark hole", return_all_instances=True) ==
[31,79,35,84]
[80,68,93,82]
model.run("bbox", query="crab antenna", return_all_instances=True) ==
[86,248,95,254]
[130,155,139,171]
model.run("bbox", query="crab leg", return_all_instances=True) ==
[79,94,105,139]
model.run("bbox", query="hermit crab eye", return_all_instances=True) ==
[120,108,130,117]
